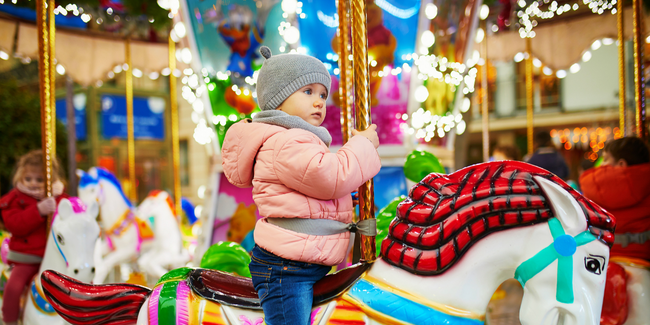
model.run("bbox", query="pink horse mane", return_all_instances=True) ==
[52,197,87,223]
[381,161,616,275]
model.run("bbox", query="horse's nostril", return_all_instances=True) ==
[74,269,79,274]
[91,267,95,273]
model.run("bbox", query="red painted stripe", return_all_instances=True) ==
[329,320,365,325]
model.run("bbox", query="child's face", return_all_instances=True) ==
[277,83,327,127]
[21,165,45,192]
[602,151,626,167]
[492,150,509,161]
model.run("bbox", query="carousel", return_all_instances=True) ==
[0,0,648,324]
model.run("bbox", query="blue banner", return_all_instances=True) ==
[0,4,87,29]
[55,94,87,140]
[101,95,166,140]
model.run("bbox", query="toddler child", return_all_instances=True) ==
[222,46,381,325]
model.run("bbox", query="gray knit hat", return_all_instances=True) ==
[256,46,331,111]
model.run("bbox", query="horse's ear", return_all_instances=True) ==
[88,167,98,178]
[534,176,587,235]
[159,191,170,199]
[57,199,74,220]
[87,201,99,219]
[76,169,86,178]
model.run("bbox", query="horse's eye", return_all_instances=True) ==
[56,234,65,245]
[584,256,604,275]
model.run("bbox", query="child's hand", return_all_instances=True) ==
[37,197,56,216]
[352,191,359,207]
[352,124,379,149]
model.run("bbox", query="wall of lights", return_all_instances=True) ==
[551,126,622,161]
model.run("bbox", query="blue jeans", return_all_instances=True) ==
[249,245,330,325]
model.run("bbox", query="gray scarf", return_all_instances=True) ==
[252,110,332,146]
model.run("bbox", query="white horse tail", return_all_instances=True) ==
[41,270,151,325]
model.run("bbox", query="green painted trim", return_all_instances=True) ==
[157,267,192,286]
[158,281,179,325]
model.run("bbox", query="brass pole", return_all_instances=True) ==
[633,0,647,140]
[37,0,54,225]
[525,37,534,154]
[337,0,353,143]
[481,21,489,162]
[351,0,375,262]
[49,0,56,157]
[617,0,626,135]
[125,39,137,201]
[169,35,181,219]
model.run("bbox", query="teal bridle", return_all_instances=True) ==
[514,218,597,304]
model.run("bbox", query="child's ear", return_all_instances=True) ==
[616,159,628,168]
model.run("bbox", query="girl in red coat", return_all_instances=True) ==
[0,150,68,325]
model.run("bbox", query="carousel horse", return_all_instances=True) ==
[19,198,100,325]
[136,190,190,279]
[42,162,615,325]
[76,167,155,284]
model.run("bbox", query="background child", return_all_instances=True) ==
[222,46,381,325]
[579,136,650,261]
[492,145,521,161]
[525,131,569,180]
[579,136,650,323]
[0,150,68,325]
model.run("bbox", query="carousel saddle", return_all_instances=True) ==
[188,262,372,309]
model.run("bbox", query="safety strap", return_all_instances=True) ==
[7,250,43,264]
[266,217,377,237]
[615,230,650,247]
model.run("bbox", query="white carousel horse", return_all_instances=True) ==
[20,197,100,325]
[76,167,156,284]
[42,162,615,325]
[135,190,190,279]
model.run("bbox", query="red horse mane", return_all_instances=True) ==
[147,190,174,212]
[381,161,615,275]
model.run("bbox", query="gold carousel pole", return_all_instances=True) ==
[337,0,353,143]
[351,0,375,262]
[169,34,182,219]
[481,20,489,162]
[617,0,626,135]
[125,39,137,202]
[633,0,647,140]
[525,37,534,154]
[37,0,54,227]
[49,0,56,157]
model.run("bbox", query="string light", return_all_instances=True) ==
[516,0,617,38]
[551,126,620,160]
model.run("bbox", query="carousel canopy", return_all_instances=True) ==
[0,1,186,86]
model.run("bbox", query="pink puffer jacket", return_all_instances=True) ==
[222,121,381,265]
